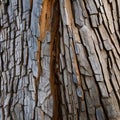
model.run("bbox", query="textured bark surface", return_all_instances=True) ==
[0,0,120,120]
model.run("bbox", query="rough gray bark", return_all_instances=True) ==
[0,0,120,120]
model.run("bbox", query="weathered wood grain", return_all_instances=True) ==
[0,0,120,120]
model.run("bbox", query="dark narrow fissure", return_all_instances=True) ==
[49,0,62,120]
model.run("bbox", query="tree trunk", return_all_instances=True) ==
[0,0,120,120]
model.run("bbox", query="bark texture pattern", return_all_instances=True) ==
[0,0,120,120]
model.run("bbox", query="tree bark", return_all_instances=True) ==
[0,0,120,120]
